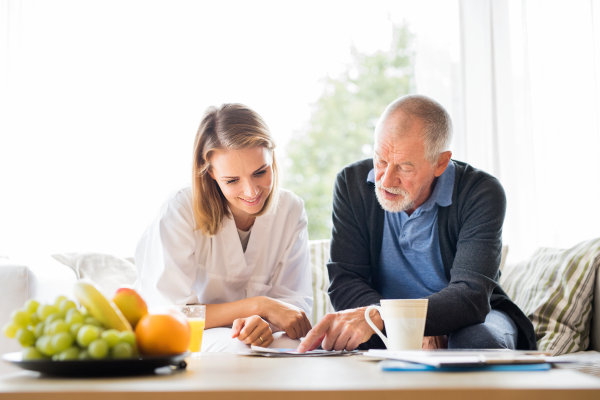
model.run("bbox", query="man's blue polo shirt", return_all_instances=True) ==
[367,161,455,299]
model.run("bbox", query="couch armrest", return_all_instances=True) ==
[0,265,33,354]
[24,256,79,305]
[0,257,77,355]
[590,268,600,351]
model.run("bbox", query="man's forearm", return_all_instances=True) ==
[327,262,384,311]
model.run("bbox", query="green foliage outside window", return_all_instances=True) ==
[284,24,415,239]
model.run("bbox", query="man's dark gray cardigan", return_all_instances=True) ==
[327,158,537,350]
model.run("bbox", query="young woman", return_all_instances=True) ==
[134,104,312,351]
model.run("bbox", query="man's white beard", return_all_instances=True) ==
[375,180,415,213]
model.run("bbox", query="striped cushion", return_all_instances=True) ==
[308,240,335,326]
[500,238,600,355]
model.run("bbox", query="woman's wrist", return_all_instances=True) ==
[251,296,269,317]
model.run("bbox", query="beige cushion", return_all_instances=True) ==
[52,252,137,297]
[499,245,508,272]
[500,238,600,355]
[309,240,335,325]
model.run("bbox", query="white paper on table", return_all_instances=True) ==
[236,346,353,357]
[363,349,550,367]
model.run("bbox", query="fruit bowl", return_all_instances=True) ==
[3,282,194,376]
[1,351,189,377]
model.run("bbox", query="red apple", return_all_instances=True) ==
[112,287,148,329]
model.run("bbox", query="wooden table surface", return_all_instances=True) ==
[1,353,600,400]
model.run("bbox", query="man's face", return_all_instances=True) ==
[373,113,449,214]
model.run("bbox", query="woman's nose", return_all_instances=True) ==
[243,180,259,197]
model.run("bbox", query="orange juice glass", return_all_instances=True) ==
[178,305,206,354]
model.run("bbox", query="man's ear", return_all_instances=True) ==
[434,151,452,177]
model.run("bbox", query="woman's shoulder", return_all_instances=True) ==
[157,187,195,221]
[269,189,307,231]
[166,186,193,203]
[276,188,305,213]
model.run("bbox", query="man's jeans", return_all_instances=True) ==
[448,309,519,349]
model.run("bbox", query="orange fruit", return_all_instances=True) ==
[135,310,190,355]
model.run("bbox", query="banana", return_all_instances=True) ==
[74,279,133,332]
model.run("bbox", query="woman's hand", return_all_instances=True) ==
[231,315,274,347]
[258,297,312,340]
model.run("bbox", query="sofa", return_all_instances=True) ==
[1,240,600,358]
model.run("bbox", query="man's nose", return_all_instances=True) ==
[381,167,398,188]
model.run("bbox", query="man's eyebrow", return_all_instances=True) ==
[374,151,413,167]
[221,164,267,179]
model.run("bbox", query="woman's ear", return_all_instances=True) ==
[207,167,215,180]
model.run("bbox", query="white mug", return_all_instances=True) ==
[365,299,428,351]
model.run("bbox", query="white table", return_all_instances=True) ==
[1,353,600,400]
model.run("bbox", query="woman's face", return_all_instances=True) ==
[208,146,274,218]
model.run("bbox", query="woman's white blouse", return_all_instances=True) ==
[134,188,313,317]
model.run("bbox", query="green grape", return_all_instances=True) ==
[88,339,109,359]
[101,329,120,348]
[35,335,48,353]
[78,350,92,360]
[69,322,84,337]
[16,328,36,347]
[36,335,56,356]
[24,299,40,314]
[65,311,83,326]
[44,320,61,336]
[58,299,77,314]
[54,296,68,307]
[37,305,58,321]
[45,312,65,325]
[51,354,60,361]
[45,314,60,325]
[49,320,69,335]
[33,322,45,338]
[65,308,79,320]
[2,323,18,339]
[83,317,102,328]
[11,309,31,328]
[111,342,133,359]
[77,325,99,348]
[51,332,74,353]
[30,312,41,326]
[22,346,45,360]
[118,331,136,346]
[57,346,79,361]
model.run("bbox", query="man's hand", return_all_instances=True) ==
[422,335,448,350]
[297,307,383,353]
[231,315,274,347]
[259,297,312,340]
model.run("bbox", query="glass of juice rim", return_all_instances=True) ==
[177,304,206,355]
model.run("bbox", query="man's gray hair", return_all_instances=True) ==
[377,94,453,163]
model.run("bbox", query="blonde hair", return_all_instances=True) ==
[192,103,280,236]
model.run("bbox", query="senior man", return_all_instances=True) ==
[298,94,536,352]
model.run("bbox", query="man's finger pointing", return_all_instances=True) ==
[297,318,331,353]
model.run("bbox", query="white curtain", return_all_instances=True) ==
[458,0,600,263]
[2,0,598,262]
